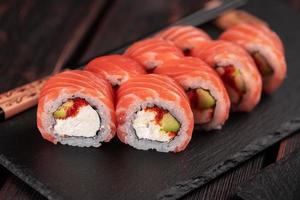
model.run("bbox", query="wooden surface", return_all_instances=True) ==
[185,154,265,200]
[79,0,207,63]
[0,0,106,93]
[0,0,300,199]
[0,177,45,200]
[236,149,300,200]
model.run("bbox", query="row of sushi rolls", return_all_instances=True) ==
[37,22,287,153]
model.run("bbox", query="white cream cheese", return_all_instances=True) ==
[133,109,171,142]
[54,105,100,137]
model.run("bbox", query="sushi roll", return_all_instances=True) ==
[154,57,230,130]
[191,40,262,112]
[219,23,286,93]
[37,70,116,147]
[85,55,146,87]
[124,38,184,71]
[155,25,212,56]
[116,74,194,153]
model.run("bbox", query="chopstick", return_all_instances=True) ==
[0,0,247,122]
[0,78,47,105]
[0,78,48,121]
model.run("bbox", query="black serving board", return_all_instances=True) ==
[237,150,300,200]
[1,0,300,199]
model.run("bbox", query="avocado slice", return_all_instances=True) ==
[196,89,216,109]
[53,100,74,119]
[232,69,246,93]
[252,52,273,76]
[221,66,246,94]
[160,113,180,132]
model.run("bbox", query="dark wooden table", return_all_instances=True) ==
[0,0,300,199]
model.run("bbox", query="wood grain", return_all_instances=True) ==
[79,0,207,63]
[0,176,45,200]
[277,132,300,160]
[1,0,300,199]
[0,0,108,198]
[184,154,265,200]
[236,149,300,200]
[287,0,300,10]
[0,0,106,93]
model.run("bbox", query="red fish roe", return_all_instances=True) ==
[66,98,88,118]
[144,106,179,139]
[55,98,89,120]
[145,106,167,124]
[168,132,177,138]
[187,90,198,109]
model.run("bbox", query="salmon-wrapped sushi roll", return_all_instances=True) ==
[191,41,262,112]
[154,57,230,130]
[124,38,183,71]
[37,70,116,147]
[155,25,212,56]
[85,55,146,87]
[116,74,194,153]
[220,23,286,93]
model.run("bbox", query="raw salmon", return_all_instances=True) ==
[220,23,286,93]
[124,38,183,71]
[154,57,230,130]
[191,40,262,112]
[37,70,116,147]
[85,55,146,86]
[116,74,194,153]
[155,25,212,55]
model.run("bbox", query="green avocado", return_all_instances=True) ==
[160,113,180,132]
[53,100,74,119]
[232,69,246,93]
[196,89,216,109]
[252,52,273,76]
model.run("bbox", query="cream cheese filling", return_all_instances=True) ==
[133,109,172,142]
[53,105,100,137]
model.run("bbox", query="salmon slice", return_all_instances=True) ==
[220,23,286,93]
[154,57,230,130]
[124,38,183,70]
[155,25,212,55]
[37,70,116,145]
[85,55,146,86]
[116,74,194,153]
[191,40,262,112]
[39,71,112,100]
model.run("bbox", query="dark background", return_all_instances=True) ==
[1,0,300,199]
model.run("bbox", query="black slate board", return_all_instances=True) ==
[1,0,300,199]
[236,150,300,200]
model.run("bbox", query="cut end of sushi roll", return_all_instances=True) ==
[191,40,262,112]
[216,65,247,107]
[153,57,230,130]
[39,94,114,147]
[37,70,116,147]
[248,48,286,94]
[133,106,180,142]
[53,98,100,138]
[116,74,194,153]
[187,88,216,124]
[250,51,284,93]
[252,52,274,77]
[219,23,286,94]
[117,101,192,153]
